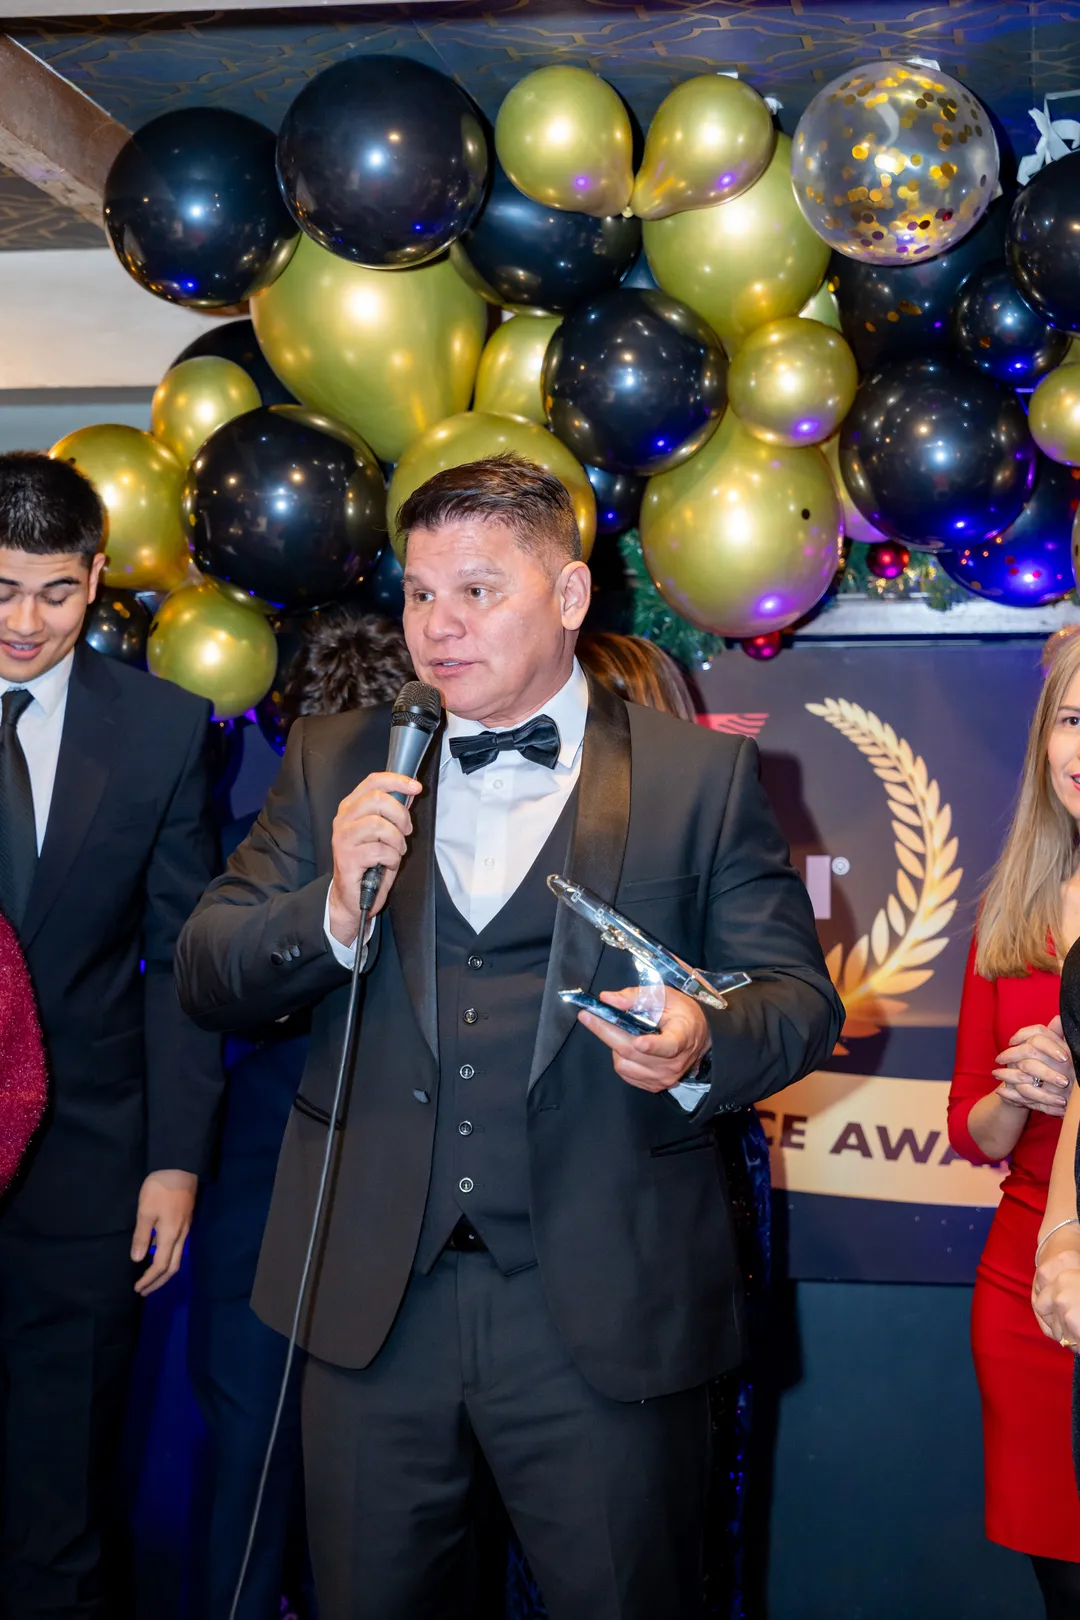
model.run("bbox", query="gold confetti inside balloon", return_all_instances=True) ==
[727,317,858,447]
[151,356,261,467]
[473,314,561,426]
[643,135,830,355]
[251,233,487,464]
[791,63,998,265]
[631,75,775,221]
[147,580,278,719]
[495,65,634,219]
[822,433,887,543]
[799,278,843,333]
[50,423,190,592]
[1029,364,1080,466]
[387,413,595,560]
[640,412,842,637]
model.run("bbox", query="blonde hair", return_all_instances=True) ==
[977,629,1080,978]
[578,633,697,721]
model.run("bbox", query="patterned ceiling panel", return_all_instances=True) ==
[2,0,1080,249]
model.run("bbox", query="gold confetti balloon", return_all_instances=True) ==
[630,75,775,221]
[1029,364,1080,466]
[49,423,190,593]
[640,412,842,638]
[151,356,261,467]
[791,63,998,265]
[727,317,858,447]
[473,314,561,426]
[147,580,278,720]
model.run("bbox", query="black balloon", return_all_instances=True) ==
[104,109,298,309]
[839,356,1036,550]
[453,159,641,313]
[834,198,1008,373]
[253,615,308,755]
[586,465,646,535]
[82,589,151,668]
[543,289,727,476]
[276,56,488,270]
[620,251,659,292]
[937,454,1079,605]
[1008,152,1080,333]
[355,545,405,619]
[172,318,296,407]
[951,263,1069,387]
[185,407,386,611]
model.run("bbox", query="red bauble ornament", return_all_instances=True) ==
[866,540,911,580]
[741,632,782,660]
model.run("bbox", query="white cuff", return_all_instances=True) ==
[670,1080,710,1112]
[323,887,375,970]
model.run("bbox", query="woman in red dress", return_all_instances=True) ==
[949,629,1080,1617]
[0,912,46,1194]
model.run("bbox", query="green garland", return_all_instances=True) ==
[834,544,971,611]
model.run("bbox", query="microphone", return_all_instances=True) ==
[359,679,442,907]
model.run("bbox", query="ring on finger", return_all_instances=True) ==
[1062,1335,1077,1350]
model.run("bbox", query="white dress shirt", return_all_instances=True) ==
[325,659,706,1109]
[0,649,74,853]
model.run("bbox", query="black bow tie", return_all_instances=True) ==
[449,714,561,776]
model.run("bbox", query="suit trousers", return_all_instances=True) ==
[0,1211,141,1620]
[301,1250,710,1620]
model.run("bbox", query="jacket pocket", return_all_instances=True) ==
[618,873,700,904]
[650,1131,716,1159]
[292,1094,341,1131]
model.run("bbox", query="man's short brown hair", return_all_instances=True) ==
[396,453,582,572]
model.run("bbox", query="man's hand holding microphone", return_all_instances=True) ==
[328,771,423,946]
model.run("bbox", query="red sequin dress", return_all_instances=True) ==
[0,914,46,1193]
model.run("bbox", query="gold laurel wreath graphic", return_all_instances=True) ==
[805,699,962,1041]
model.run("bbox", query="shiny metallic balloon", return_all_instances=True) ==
[147,581,278,720]
[586,465,646,535]
[839,356,1036,548]
[276,56,488,269]
[822,433,886,543]
[387,413,595,560]
[792,63,998,265]
[799,279,843,332]
[640,412,842,637]
[82,588,151,668]
[542,288,728,476]
[251,233,487,464]
[451,159,640,314]
[103,109,298,308]
[184,406,386,611]
[171,318,296,407]
[495,65,634,218]
[938,454,1078,605]
[1029,365,1080,466]
[1008,152,1080,334]
[50,424,190,592]
[474,314,560,425]
[951,263,1069,387]
[631,75,775,221]
[727,317,857,447]
[152,357,261,467]
[643,135,830,355]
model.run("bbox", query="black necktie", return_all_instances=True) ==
[0,688,37,931]
[449,714,561,776]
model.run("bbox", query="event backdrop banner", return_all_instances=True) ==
[694,639,1049,1284]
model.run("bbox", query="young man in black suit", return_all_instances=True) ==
[177,455,842,1620]
[0,453,222,1618]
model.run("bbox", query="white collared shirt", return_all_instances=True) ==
[0,649,74,853]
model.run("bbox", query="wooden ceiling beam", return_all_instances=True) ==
[0,36,129,226]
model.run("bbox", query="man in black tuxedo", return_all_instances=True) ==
[0,453,222,1617]
[177,455,842,1620]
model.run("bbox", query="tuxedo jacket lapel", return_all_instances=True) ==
[528,676,631,1090]
[386,723,442,1062]
[20,644,118,950]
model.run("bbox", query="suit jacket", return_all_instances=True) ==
[176,677,842,1400]
[3,642,224,1236]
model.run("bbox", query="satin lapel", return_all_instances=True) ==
[528,676,631,1090]
[386,721,442,1061]
[20,645,118,949]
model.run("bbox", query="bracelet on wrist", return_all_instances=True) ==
[1035,1216,1080,1267]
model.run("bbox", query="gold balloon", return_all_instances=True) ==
[822,433,886,543]
[1029,365,1080,466]
[387,413,595,560]
[473,314,561,426]
[495,65,634,218]
[631,75,775,221]
[799,278,843,332]
[643,135,831,354]
[251,233,487,464]
[727,317,858,447]
[147,580,278,720]
[151,356,261,467]
[201,574,275,616]
[50,424,189,592]
[640,412,842,637]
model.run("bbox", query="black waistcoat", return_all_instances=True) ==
[413,795,576,1275]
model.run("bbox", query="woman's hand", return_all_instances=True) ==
[993,1015,1075,1118]
[1033,1231,1080,1349]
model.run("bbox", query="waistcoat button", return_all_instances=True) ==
[462,1007,478,1025]
[459,1064,475,1079]
[459,1177,474,1194]
[467,954,483,970]
[458,1121,473,1136]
